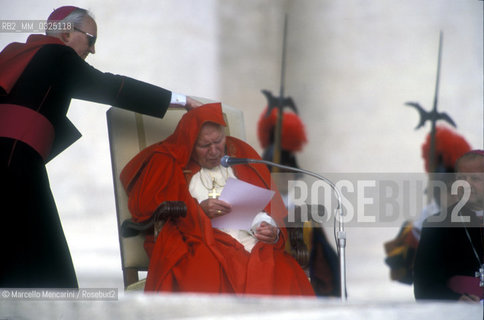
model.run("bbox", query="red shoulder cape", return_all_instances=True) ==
[0,35,65,95]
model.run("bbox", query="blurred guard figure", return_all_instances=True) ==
[384,126,471,284]
[257,103,341,297]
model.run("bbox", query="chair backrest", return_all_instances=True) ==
[106,100,246,288]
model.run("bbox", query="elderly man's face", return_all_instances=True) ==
[192,123,226,169]
[66,15,97,59]
[456,156,484,210]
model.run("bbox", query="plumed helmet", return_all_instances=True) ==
[257,107,307,153]
[421,125,471,173]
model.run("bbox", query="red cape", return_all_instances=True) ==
[120,103,314,295]
[0,35,65,95]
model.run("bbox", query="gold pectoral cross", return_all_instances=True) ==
[208,177,221,199]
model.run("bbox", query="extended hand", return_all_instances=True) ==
[185,97,204,110]
[254,221,279,243]
[200,198,231,219]
[458,293,480,302]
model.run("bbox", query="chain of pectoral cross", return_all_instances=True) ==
[199,168,227,199]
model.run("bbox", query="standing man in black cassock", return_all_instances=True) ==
[414,150,484,302]
[0,6,202,288]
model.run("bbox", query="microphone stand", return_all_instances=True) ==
[227,158,347,301]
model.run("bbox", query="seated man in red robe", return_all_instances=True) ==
[120,103,315,295]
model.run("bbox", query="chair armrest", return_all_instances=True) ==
[121,201,187,238]
[153,201,187,238]
[121,219,153,237]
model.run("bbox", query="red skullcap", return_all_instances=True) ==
[47,6,78,22]
[456,150,484,166]
[469,150,484,156]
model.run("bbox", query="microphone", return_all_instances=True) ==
[220,155,348,301]
[220,155,256,167]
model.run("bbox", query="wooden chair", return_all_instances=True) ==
[106,99,246,289]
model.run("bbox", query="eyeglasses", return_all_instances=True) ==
[74,27,96,47]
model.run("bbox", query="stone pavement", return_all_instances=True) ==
[1,291,482,320]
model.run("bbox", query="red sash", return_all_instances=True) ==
[447,275,484,299]
[0,104,55,161]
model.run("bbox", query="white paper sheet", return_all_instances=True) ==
[211,178,275,229]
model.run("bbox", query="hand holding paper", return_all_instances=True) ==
[211,178,275,229]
